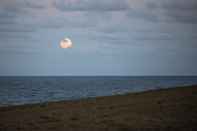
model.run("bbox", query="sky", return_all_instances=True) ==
[0,0,197,76]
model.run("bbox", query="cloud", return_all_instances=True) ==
[0,0,47,10]
[24,1,46,9]
[0,0,34,32]
[0,0,56,41]
[53,0,197,24]
[127,0,197,23]
[0,0,197,75]
[0,24,35,33]
[54,0,130,11]
[0,0,197,42]
[158,0,197,23]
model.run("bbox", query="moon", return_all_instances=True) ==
[60,38,73,49]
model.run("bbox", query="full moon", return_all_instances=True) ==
[60,38,73,49]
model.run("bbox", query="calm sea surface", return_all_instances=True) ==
[0,76,197,106]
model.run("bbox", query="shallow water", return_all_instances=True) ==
[0,76,197,106]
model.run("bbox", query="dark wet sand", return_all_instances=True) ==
[0,85,197,131]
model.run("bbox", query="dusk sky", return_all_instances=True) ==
[0,0,197,76]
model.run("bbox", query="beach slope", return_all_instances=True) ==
[0,85,197,131]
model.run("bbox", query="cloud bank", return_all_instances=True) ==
[0,0,197,75]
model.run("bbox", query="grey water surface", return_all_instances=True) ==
[0,76,197,106]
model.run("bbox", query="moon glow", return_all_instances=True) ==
[60,38,73,49]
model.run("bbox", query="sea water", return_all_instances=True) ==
[0,76,197,106]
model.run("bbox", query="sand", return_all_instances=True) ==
[0,85,197,131]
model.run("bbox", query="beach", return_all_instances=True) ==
[0,85,197,131]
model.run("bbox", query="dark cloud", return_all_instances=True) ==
[127,9,159,22]
[0,0,46,11]
[157,0,197,24]
[161,0,197,11]
[164,11,197,24]
[0,0,48,41]
[125,0,197,24]
[0,24,35,33]
[54,0,129,11]
[53,0,197,24]
[24,1,45,9]
[0,1,31,32]
[0,11,35,40]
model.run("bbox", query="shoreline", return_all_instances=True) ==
[1,84,195,108]
[0,85,197,130]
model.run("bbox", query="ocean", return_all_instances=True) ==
[0,76,197,106]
